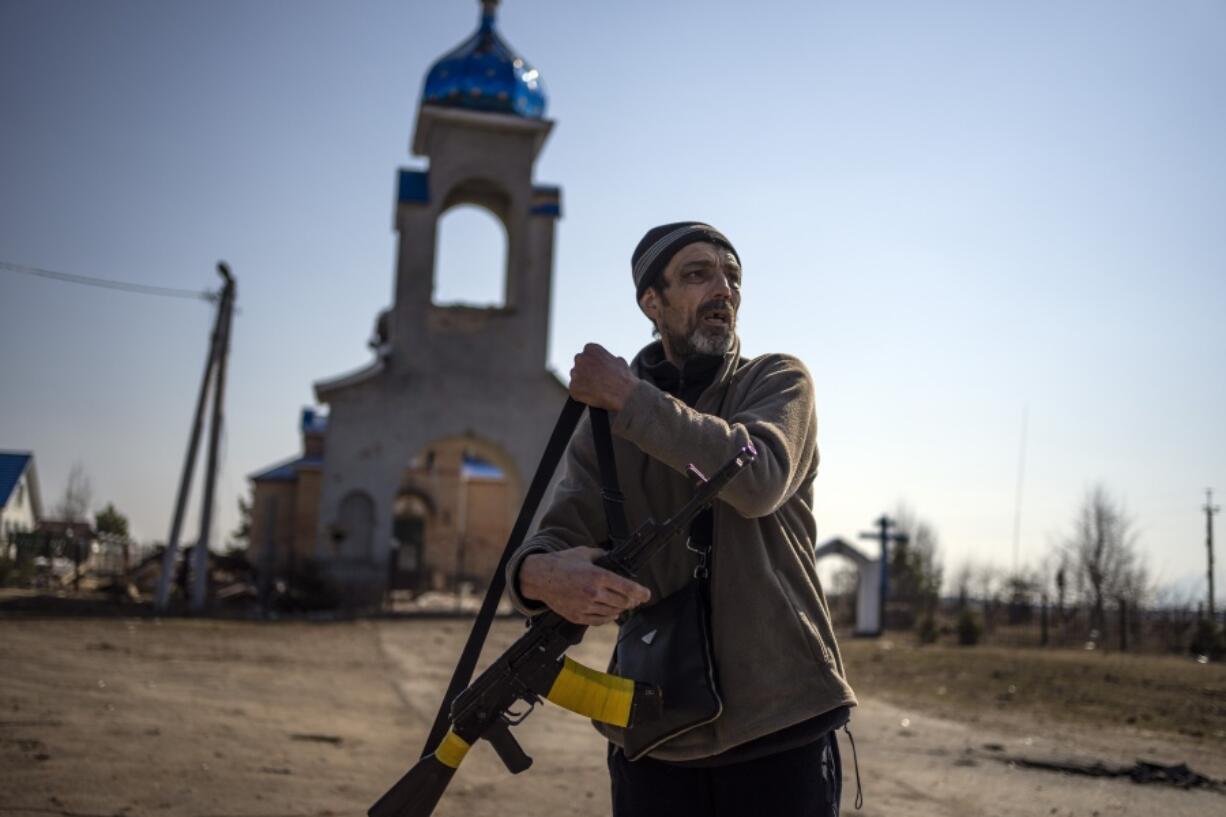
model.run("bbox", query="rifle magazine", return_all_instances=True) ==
[545,656,635,727]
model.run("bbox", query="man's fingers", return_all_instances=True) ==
[579,610,620,626]
[603,575,651,606]
[571,551,651,606]
[528,547,647,624]
[563,601,618,626]
[587,600,622,618]
[592,589,631,612]
[583,598,622,623]
[593,582,649,610]
[562,545,604,563]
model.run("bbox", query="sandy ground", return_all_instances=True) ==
[2,613,1224,817]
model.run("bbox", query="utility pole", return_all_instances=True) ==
[190,264,235,613]
[1206,488,1220,622]
[1011,405,1028,574]
[859,514,908,636]
[154,263,236,613]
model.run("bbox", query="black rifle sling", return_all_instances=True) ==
[421,396,586,760]
[589,409,630,543]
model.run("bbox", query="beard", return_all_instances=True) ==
[667,324,734,357]
[661,299,736,359]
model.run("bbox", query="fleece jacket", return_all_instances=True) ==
[507,340,858,761]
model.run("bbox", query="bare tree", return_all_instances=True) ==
[1066,484,1147,636]
[891,502,944,615]
[1001,568,1039,624]
[57,463,93,522]
[229,492,252,552]
[974,563,1004,631]
[948,559,985,643]
[1037,545,1075,642]
[951,561,974,610]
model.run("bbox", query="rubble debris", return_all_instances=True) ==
[1000,755,1226,793]
[289,733,343,746]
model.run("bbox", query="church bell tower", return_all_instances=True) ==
[392,0,560,376]
[313,0,567,604]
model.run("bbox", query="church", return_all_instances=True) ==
[247,1,567,606]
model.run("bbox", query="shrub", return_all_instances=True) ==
[917,613,939,645]
[1189,619,1225,661]
[957,609,982,646]
[0,556,37,587]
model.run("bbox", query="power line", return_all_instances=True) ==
[1,260,217,302]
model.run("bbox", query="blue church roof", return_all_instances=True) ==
[422,0,546,119]
[0,452,32,507]
[461,453,505,480]
[249,455,323,483]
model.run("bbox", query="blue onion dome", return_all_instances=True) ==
[422,0,547,118]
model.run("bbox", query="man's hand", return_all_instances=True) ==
[569,343,639,412]
[519,546,651,626]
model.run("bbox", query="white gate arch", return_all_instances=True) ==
[814,537,882,636]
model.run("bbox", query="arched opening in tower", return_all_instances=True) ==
[433,203,508,308]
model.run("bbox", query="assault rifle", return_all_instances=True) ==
[368,443,757,817]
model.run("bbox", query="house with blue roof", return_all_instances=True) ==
[246,409,327,577]
[1,451,43,557]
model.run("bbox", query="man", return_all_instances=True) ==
[507,222,857,816]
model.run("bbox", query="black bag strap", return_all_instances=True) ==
[589,408,630,544]
[421,396,586,758]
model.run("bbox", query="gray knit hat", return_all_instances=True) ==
[631,222,739,299]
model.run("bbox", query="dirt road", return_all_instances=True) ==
[2,614,1222,817]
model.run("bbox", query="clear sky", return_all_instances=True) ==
[2,0,1223,600]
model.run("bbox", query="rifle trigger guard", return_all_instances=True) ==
[503,696,537,726]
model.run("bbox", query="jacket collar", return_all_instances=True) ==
[630,338,744,409]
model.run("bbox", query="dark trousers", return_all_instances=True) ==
[609,732,842,817]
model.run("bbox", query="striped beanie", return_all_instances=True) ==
[632,222,739,300]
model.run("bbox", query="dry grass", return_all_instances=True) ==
[839,636,1226,749]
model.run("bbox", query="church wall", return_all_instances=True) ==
[460,478,512,582]
[395,435,517,590]
[249,481,296,573]
[316,370,567,604]
[293,466,321,566]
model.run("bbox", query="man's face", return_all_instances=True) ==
[639,241,742,360]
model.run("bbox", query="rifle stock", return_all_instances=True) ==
[368,753,457,817]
